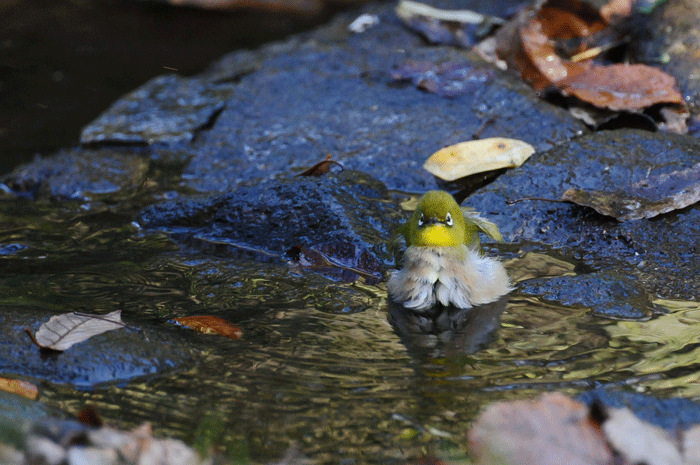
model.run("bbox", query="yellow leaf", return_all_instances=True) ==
[424,138,535,181]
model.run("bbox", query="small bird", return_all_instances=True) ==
[388,190,511,312]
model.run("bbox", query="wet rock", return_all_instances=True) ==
[80,74,232,145]
[578,389,700,431]
[1,148,149,201]
[0,306,195,387]
[0,3,580,197]
[519,270,654,320]
[466,128,700,301]
[138,169,404,263]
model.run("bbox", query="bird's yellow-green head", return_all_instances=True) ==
[405,190,480,248]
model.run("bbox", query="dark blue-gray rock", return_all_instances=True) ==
[0,306,195,387]
[138,169,404,262]
[1,148,149,201]
[519,271,654,320]
[80,74,231,145]
[466,129,700,301]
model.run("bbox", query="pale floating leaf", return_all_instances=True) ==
[34,310,125,351]
[562,162,700,221]
[424,138,535,181]
[603,407,683,465]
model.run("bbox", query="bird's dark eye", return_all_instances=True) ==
[418,213,424,226]
[445,212,453,226]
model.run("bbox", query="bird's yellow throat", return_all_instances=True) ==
[413,224,461,247]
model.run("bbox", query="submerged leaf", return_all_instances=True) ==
[32,310,125,351]
[0,377,38,400]
[173,315,242,340]
[424,138,535,181]
[562,162,700,221]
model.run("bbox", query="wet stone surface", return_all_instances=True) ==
[138,169,405,279]
[466,129,700,301]
[0,306,196,387]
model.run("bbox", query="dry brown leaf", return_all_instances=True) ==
[31,310,126,351]
[296,154,344,177]
[0,377,38,400]
[562,162,700,221]
[468,392,612,465]
[173,315,242,340]
[557,64,685,111]
[423,138,535,181]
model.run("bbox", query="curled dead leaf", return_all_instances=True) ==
[0,377,38,400]
[562,162,700,221]
[30,310,126,352]
[424,138,535,181]
[557,64,685,111]
[173,315,242,340]
[297,154,343,177]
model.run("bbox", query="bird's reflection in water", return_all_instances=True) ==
[388,295,509,358]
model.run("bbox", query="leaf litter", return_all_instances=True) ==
[469,392,700,465]
[397,0,689,132]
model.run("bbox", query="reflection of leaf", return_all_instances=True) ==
[31,310,126,351]
[562,162,700,221]
[0,377,38,400]
[297,154,343,177]
[424,138,535,181]
[173,316,242,340]
[504,252,577,284]
[287,243,382,285]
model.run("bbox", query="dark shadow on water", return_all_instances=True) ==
[387,295,509,358]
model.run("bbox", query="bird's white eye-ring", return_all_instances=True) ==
[445,212,453,226]
[418,213,424,226]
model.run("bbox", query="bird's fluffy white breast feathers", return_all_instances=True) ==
[388,245,511,312]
